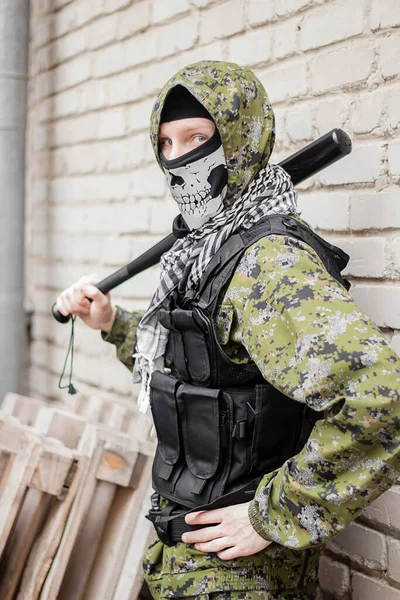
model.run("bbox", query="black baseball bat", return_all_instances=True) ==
[52,128,352,323]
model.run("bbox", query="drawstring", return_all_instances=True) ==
[58,315,78,395]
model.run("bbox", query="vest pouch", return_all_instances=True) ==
[149,371,181,480]
[170,309,211,384]
[177,384,220,484]
[251,385,305,474]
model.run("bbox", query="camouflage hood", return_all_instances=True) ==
[150,60,275,205]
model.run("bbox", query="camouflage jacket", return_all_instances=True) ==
[103,233,400,597]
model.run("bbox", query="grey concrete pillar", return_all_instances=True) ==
[0,0,29,400]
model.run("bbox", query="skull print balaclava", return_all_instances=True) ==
[159,84,228,230]
[160,130,228,230]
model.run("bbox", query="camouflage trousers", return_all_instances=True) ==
[186,588,319,599]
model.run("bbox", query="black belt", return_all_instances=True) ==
[146,480,260,546]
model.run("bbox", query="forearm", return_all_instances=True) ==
[101,305,144,371]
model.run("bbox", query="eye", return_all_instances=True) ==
[159,138,172,147]
[194,135,207,143]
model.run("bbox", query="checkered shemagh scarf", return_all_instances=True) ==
[133,163,299,412]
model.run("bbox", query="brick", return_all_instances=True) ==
[336,236,386,278]
[300,0,363,52]
[388,538,400,585]
[298,192,349,231]
[285,104,313,141]
[106,70,142,106]
[150,198,180,234]
[379,34,400,79]
[192,0,215,6]
[350,191,400,230]
[328,521,386,570]
[314,96,348,134]
[200,0,245,44]
[272,17,299,60]
[97,107,126,139]
[93,42,127,78]
[257,61,308,104]
[352,572,400,600]
[131,165,166,198]
[52,114,98,146]
[116,1,151,40]
[53,88,78,118]
[155,16,199,60]
[101,235,133,266]
[351,90,385,134]
[33,17,52,48]
[76,0,104,27]
[85,13,118,50]
[53,55,92,93]
[310,43,374,94]
[387,85,400,129]
[50,174,130,204]
[177,40,225,70]
[127,98,155,134]
[318,555,350,599]
[53,2,77,39]
[392,335,400,356]
[228,29,272,67]
[104,0,131,13]
[275,0,312,17]
[392,236,400,270]
[152,0,191,23]
[320,144,381,185]
[140,57,181,96]
[370,0,400,30]
[78,80,108,113]
[248,0,275,26]
[389,140,400,176]
[362,486,400,534]
[351,284,400,329]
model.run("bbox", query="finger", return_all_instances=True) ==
[72,285,91,309]
[56,296,70,317]
[194,538,232,554]
[81,283,108,305]
[217,546,246,561]
[182,525,221,544]
[185,509,224,526]
[79,273,101,286]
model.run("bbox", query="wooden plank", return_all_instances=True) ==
[0,417,42,557]
[17,423,98,600]
[0,487,51,600]
[34,425,106,600]
[96,428,138,487]
[113,473,156,600]
[2,392,43,426]
[30,444,74,497]
[57,480,117,600]
[83,454,154,600]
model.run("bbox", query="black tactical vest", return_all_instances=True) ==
[148,215,350,511]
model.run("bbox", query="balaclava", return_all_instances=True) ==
[159,85,228,230]
[134,61,298,411]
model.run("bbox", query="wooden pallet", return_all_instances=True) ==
[0,392,156,600]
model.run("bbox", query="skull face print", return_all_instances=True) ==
[161,133,228,230]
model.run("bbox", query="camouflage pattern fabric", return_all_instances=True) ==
[104,234,400,598]
[150,61,275,206]
[101,60,400,598]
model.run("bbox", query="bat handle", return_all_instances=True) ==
[52,303,72,324]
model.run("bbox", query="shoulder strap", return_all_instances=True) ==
[190,214,350,310]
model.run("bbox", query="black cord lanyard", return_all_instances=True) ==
[58,315,78,395]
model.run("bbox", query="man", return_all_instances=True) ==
[57,61,400,599]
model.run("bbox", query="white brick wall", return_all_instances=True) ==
[26,1,400,598]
